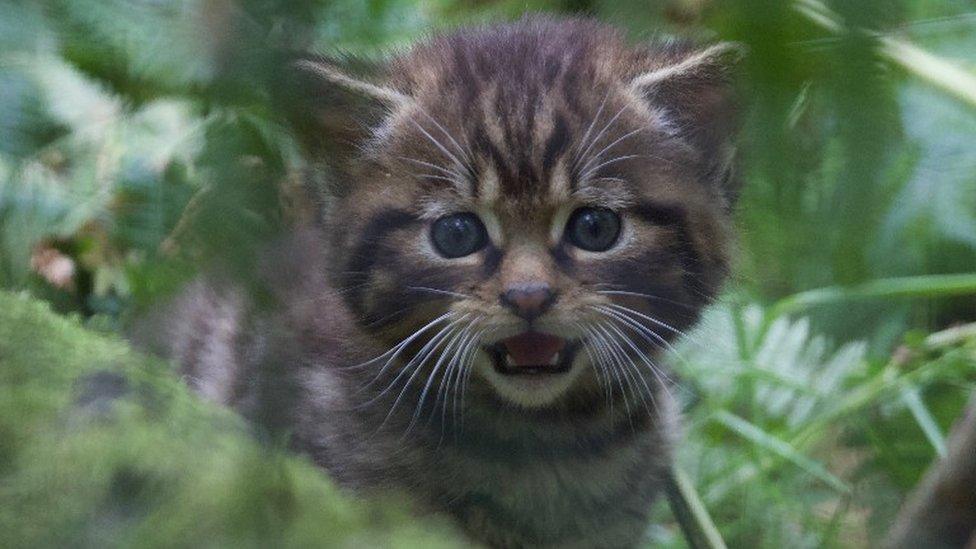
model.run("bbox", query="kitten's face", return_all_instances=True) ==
[294,20,738,409]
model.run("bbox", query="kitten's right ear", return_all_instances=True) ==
[280,54,408,161]
[631,42,744,201]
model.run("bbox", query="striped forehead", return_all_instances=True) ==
[397,91,642,213]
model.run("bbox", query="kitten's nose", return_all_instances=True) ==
[500,282,557,322]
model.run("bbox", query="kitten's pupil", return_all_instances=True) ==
[566,207,621,252]
[431,212,488,258]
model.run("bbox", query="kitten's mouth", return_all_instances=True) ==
[486,331,578,376]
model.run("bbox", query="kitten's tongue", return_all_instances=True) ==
[500,332,566,367]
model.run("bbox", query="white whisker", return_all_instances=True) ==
[593,323,653,418]
[580,154,641,181]
[360,315,463,404]
[437,320,483,437]
[574,104,628,175]
[373,316,470,429]
[344,311,453,372]
[410,172,465,186]
[406,286,472,299]
[579,127,644,178]
[417,110,477,178]
[408,118,470,184]
[596,304,672,352]
[596,289,698,311]
[599,318,664,415]
[458,326,492,430]
[605,302,690,341]
[583,324,634,425]
[594,305,678,387]
[574,322,613,411]
[397,156,465,179]
[405,319,473,435]
[573,92,610,169]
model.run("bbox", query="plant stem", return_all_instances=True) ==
[665,466,728,549]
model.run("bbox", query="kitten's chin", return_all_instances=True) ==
[476,344,587,408]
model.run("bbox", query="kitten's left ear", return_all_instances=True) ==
[278,54,409,163]
[632,42,744,200]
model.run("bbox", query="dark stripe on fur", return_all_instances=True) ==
[631,201,687,228]
[551,244,575,273]
[482,245,503,277]
[542,114,571,174]
[631,202,709,300]
[344,209,420,315]
[473,127,515,190]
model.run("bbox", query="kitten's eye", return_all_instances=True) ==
[565,207,621,252]
[431,212,488,258]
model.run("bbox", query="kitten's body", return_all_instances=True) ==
[141,18,738,548]
[148,229,677,548]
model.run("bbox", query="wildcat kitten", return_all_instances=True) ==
[141,16,740,548]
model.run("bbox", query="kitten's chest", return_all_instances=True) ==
[402,426,665,547]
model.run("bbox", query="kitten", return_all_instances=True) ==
[141,16,740,548]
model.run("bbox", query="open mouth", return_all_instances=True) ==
[486,331,578,376]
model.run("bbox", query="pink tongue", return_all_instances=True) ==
[501,332,566,367]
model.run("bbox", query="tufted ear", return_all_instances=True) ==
[632,42,744,201]
[280,54,408,164]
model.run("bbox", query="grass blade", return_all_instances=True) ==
[713,410,851,494]
[768,273,976,321]
[665,466,728,549]
[900,385,948,457]
[796,0,976,108]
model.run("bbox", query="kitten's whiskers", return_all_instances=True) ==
[344,311,453,372]
[581,323,634,427]
[579,154,641,181]
[408,118,472,192]
[369,315,470,428]
[405,318,475,436]
[572,92,611,171]
[592,323,653,420]
[595,289,697,311]
[357,313,461,398]
[597,316,666,412]
[573,103,628,176]
[578,127,644,181]
[406,286,472,299]
[574,321,614,412]
[604,302,691,344]
[417,110,477,179]
[594,305,677,388]
[398,155,466,180]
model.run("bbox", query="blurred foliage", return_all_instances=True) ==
[0,291,463,548]
[1,0,975,547]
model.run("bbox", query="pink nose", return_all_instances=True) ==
[500,283,556,321]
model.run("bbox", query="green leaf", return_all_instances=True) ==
[899,384,948,457]
[713,410,851,494]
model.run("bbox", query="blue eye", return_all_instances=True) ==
[431,212,488,258]
[565,207,621,252]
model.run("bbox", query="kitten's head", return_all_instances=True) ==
[285,18,740,409]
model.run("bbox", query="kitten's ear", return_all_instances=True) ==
[632,42,744,200]
[280,54,408,162]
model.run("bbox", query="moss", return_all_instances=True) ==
[0,291,462,548]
